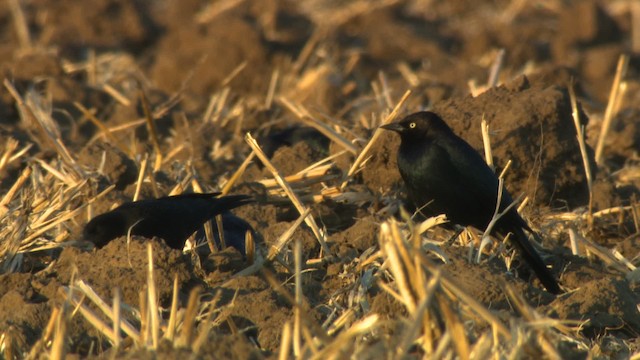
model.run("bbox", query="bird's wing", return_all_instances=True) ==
[440,138,513,208]
[437,136,536,236]
[427,137,512,228]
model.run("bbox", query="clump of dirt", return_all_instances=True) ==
[552,0,624,100]
[55,237,195,306]
[78,142,138,190]
[222,275,298,352]
[0,273,51,345]
[268,141,324,176]
[361,131,401,194]
[442,245,555,308]
[149,13,270,104]
[548,278,640,336]
[182,333,264,359]
[600,108,640,165]
[27,0,154,53]
[330,215,379,257]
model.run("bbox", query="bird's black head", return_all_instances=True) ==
[380,111,452,142]
[83,211,128,248]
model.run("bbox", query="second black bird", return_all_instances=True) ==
[381,111,560,294]
[83,193,253,251]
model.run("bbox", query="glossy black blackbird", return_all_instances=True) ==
[83,193,253,250]
[381,111,561,294]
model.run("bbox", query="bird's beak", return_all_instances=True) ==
[380,122,404,133]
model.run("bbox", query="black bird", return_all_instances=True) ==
[381,111,561,294]
[83,193,253,250]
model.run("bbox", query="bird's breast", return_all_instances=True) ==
[397,142,442,198]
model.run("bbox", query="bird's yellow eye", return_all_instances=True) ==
[409,122,416,129]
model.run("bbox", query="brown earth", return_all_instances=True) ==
[1,0,640,358]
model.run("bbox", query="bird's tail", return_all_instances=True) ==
[509,227,561,294]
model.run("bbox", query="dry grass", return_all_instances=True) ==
[0,67,631,360]
[0,78,632,360]
[594,54,629,165]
